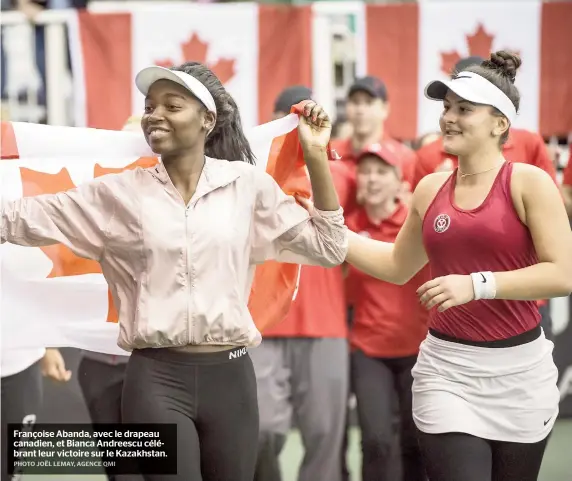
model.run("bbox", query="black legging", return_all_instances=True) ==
[417,430,549,481]
[121,347,259,481]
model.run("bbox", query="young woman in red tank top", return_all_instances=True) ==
[343,51,572,481]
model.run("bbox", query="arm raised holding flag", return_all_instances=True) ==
[250,99,347,267]
[297,100,340,212]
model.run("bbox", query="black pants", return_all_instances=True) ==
[78,358,126,425]
[417,431,549,481]
[121,347,259,481]
[351,350,426,481]
[1,360,43,481]
[78,357,143,481]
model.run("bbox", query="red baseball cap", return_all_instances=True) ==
[356,142,401,168]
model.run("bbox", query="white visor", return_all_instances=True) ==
[424,71,517,124]
[135,66,217,117]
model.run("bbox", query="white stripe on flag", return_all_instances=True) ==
[418,0,541,135]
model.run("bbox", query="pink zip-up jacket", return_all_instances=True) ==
[1,157,348,352]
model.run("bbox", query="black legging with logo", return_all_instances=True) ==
[121,346,259,481]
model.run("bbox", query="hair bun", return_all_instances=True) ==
[482,51,522,84]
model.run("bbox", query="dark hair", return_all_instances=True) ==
[171,62,256,165]
[456,51,521,145]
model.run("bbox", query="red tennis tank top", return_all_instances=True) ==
[422,162,541,341]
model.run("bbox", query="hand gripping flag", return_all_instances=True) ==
[0,105,317,355]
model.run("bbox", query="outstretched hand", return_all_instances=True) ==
[297,101,332,152]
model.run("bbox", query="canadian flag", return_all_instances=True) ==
[0,111,312,355]
[362,1,572,140]
[69,3,312,130]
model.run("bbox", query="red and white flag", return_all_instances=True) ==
[0,113,311,355]
[362,1,572,139]
[68,3,312,130]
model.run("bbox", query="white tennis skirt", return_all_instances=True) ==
[411,329,560,443]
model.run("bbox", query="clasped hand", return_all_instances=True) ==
[297,101,332,152]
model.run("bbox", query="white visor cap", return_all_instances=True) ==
[135,66,217,117]
[424,71,517,125]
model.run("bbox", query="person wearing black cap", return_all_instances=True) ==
[332,76,417,217]
[273,85,313,120]
[250,86,352,481]
[412,55,557,343]
[334,76,418,481]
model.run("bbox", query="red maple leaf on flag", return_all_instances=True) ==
[155,33,236,84]
[20,157,158,323]
[440,24,518,76]
[20,167,103,280]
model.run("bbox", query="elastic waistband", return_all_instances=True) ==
[428,324,541,349]
[132,346,249,365]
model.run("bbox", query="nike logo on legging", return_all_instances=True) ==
[480,273,486,283]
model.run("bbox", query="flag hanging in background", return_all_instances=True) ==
[362,0,572,139]
[0,113,311,355]
[64,1,571,141]
[68,3,312,131]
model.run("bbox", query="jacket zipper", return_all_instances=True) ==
[185,206,193,344]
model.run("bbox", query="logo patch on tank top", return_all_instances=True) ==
[433,213,451,233]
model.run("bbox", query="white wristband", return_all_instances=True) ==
[470,271,497,300]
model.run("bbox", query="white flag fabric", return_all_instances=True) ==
[0,113,307,356]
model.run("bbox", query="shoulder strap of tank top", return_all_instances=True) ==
[499,161,514,203]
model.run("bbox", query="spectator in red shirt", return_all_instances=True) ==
[250,86,351,481]
[346,143,429,481]
[562,144,572,217]
[332,77,417,215]
[334,77,418,481]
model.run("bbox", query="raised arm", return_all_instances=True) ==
[251,101,349,267]
[1,177,114,261]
